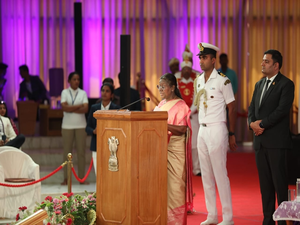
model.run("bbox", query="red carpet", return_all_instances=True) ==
[187,151,264,225]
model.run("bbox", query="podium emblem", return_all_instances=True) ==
[108,136,119,172]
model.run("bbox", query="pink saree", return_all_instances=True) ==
[157,99,193,225]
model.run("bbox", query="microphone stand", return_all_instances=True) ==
[117,97,150,111]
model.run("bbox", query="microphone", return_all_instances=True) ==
[117,97,150,111]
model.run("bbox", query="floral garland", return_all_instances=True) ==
[13,191,96,225]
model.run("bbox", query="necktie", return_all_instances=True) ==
[261,79,271,102]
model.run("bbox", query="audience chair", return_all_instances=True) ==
[0,146,21,153]
[0,149,41,218]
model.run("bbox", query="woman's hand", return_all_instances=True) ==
[168,124,187,136]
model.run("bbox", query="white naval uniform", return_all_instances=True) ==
[195,68,235,223]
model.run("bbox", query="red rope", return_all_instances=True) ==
[0,165,63,187]
[72,158,93,183]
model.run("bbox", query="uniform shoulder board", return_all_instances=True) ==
[218,71,227,78]
[224,79,231,85]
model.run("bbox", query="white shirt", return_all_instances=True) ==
[259,74,278,105]
[0,116,16,140]
[25,82,32,93]
[101,101,111,110]
[195,68,235,124]
[61,87,89,129]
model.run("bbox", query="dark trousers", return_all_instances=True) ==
[5,134,26,149]
[255,147,288,225]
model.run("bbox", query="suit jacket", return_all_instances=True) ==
[248,72,294,150]
[114,87,141,111]
[86,102,120,151]
[0,116,16,141]
[19,75,49,102]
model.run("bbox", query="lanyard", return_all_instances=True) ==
[69,90,78,105]
[0,117,5,135]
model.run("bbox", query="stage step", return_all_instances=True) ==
[22,135,92,150]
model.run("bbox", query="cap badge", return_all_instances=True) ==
[199,43,204,52]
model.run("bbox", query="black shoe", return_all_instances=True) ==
[196,172,201,176]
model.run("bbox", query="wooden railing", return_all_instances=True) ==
[16,209,47,225]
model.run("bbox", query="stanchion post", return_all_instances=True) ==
[67,153,72,193]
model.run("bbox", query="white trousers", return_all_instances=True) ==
[197,122,233,222]
[191,113,201,175]
[92,151,97,175]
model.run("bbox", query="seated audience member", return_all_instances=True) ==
[18,64,49,103]
[86,83,120,174]
[0,63,8,100]
[0,101,25,148]
[114,73,141,111]
[0,101,19,135]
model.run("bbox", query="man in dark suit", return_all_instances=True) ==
[248,49,294,225]
[114,73,141,111]
[18,65,49,103]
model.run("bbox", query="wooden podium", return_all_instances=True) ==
[17,101,38,136]
[93,110,168,225]
[39,106,63,136]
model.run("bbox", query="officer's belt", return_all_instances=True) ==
[200,122,223,127]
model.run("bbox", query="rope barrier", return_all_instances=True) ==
[72,158,93,183]
[0,153,94,189]
[0,163,66,187]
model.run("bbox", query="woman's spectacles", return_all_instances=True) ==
[156,85,167,90]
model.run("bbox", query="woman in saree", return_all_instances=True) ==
[154,73,193,225]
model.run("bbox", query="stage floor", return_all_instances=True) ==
[1,143,281,225]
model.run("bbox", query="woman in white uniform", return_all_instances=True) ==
[61,72,89,185]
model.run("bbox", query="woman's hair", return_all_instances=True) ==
[102,77,114,85]
[68,72,80,82]
[101,82,114,94]
[0,101,8,117]
[160,73,182,99]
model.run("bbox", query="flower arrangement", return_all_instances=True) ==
[13,191,96,225]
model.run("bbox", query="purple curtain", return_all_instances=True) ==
[1,0,245,137]
[1,0,75,117]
